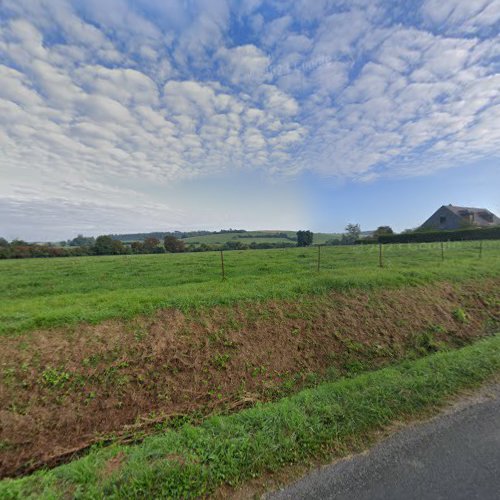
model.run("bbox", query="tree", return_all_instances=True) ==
[296,230,313,247]
[69,234,95,247]
[0,238,10,259]
[112,239,128,254]
[164,235,186,253]
[373,226,394,239]
[143,237,160,253]
[11,239,29,246]
[342,223,361,245]
[131,241,144,254]
[94,235,116,255]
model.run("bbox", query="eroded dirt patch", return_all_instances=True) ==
[1,279,499,477]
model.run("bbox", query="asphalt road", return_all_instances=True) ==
[269,383,500,500]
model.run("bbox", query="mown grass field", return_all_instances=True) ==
[1,240,499,335]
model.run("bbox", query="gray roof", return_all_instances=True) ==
[445,204,500,226]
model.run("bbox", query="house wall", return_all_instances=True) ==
[420,206,463,230]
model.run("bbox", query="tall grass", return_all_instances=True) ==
[1,334,499,499]
[1,241,499,335]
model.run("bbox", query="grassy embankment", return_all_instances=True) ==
[1,334,499,498]
[1,240,498,335]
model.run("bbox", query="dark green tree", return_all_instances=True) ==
[164,235,186,253]
[0,238,10,259]
[296,230,314,247]
[112,239,127,254]
[373,226,394,239]
[130,241,144,254]
[10,239,29,246]
[69,234,95,247]
[94,235,116,255]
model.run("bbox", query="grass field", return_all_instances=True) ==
[2,334,499,498]
[1,239,499,492]
[1,240,499,335]
[180,230,339,245]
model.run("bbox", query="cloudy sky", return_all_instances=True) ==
[1,0,499,241]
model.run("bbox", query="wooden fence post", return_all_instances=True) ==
[220,250,225,281]
[479,240,483,259]
[317,244,321,273]
[441,241,444,262]
[379,243,383,268]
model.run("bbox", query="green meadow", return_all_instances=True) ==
[180,230,340,245]
[1,240,499,335]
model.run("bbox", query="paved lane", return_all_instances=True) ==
[269,383,500,500]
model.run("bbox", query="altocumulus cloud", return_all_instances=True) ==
[0,0,499,239]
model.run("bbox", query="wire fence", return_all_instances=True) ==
[215,239,499,280]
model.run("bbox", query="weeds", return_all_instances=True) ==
[40,368,71,388]
[2,335,499,498]
[211,353,231,370]
[414,332,441,353]
[452,307,468,323]
[208,329,236,348]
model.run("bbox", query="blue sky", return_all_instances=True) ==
[0,0,499,240]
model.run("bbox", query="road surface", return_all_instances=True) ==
[269,383,500,500]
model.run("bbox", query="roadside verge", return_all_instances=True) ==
[1,334,499,499]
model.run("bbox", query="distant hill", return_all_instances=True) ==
[183,231,342,246]
[109,230,214,242]
[110,230,342,246]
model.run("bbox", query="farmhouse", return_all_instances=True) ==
[421,204,500,231]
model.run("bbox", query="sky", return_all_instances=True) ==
[0,0,499,241]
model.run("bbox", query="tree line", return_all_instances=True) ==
[0,224,385,260]
[0,234,297,259]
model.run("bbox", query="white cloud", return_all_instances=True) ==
[262,15,293,48]
[74,66,159,105]
[81,95,133,123]
[422,0,500,34]
[0,65,43,106]
[217,44,271,85]
[0,0,499,238]
[255,84,299,116]
[172,0,231,68]
[312,9,371,58]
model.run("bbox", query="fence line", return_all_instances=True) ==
[215,239,494,280]
[220,250,226,281]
